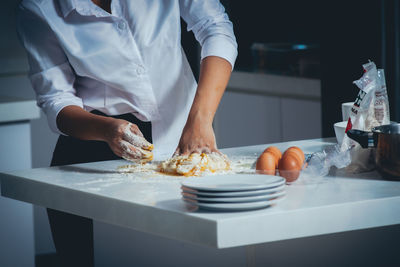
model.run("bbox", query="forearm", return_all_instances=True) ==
[175,56,232,155]
[56,105,113,141]
[187,56,232,125]
[57,105,153,162]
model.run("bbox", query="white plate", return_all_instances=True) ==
[183,197,285,211]
[182,190,286,203]
[181,184,286,197]
[181,174,285,192]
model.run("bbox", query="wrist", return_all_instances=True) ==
[98,117,122,142]
[186,108,214,127]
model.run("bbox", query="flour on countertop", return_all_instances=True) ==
[158,152,231,176]
[68,155,258,194]
[117,155,257,177]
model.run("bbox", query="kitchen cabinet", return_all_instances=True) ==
[214,71,321,148]
[214,92,281,148]
[280,97,321,141]
[0,96,39,267]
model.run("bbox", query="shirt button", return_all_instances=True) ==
[136,66,145,75]
[118,21,126,30]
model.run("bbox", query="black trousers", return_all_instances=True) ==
[47,110,152,267]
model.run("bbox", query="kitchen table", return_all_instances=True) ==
[1,138,399,266]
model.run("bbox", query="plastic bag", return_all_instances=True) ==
[374,69,390,125]
[302,144,351,177]
[304,61,390,177]
[341,61,390,173]
[338,62,376,172]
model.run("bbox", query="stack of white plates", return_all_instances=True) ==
[181,174,286,211]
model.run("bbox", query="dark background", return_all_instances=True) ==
[182,0,399,137]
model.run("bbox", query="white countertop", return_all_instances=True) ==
[1,138,399,248]
[0,96,40,123]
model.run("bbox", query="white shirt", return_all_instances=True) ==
[16,0,237,159]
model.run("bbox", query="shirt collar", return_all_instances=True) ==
[58,0,75,17]
[58,0,112,18]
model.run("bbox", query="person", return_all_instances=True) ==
[17,0,237,266]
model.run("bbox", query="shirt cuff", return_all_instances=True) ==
[44,101,83,136]
[201,35,238,70]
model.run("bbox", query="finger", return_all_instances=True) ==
[211,147,222,155]
[137,147,153,160]
[180,147,191,156]
[111,148,124,159]
[201,147,212,154]
[120,140,142,161]
[123,124,153,151]
[119,140,152,162]
[173,147,180,157]
[129,123,144,138]
[108,142,126,159]
[188,146,202,155]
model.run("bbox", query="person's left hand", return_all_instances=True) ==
[174,56,232,156]
[174,114,218,156]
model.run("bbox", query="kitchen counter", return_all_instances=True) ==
[0,95,39,123]
[1,138,399,249]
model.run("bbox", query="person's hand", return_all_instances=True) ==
[174,114,219,156]
[103,118,153,162]
[56,106,153,162]
[173,56,231,157]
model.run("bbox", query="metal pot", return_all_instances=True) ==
[346,123,400,180]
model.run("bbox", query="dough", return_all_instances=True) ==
[158,152,231,176]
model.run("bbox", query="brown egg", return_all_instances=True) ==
[256,152,276,175]
[283,150,303,168]
[278,153,301,183]
[286,146,305,164]
[263,146,282,168]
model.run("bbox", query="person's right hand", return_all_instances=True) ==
[103,118,153,162]
[56,106,153,162]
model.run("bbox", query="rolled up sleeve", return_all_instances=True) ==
[179,0,238,69]
[16,4,83,135]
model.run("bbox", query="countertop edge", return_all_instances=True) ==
[216,197,400,248]
[0,173,220,248]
